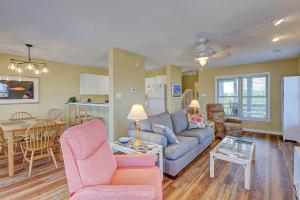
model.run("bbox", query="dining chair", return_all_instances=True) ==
[20,120,59,177]
[10,112,33,121]
[48,108,64,121]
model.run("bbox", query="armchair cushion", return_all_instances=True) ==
[64,119,106,159]
[76,142,117,186]
[115,154,157,168]
[226,118,242,124]
[111,167,162,199]
[224,122,242,131]
[72,185,157,200]
[128,130,168,148]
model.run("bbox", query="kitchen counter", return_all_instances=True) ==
[69,102,110,108]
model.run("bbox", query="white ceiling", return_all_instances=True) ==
[0,0,300,70]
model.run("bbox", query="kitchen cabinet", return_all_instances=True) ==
[80,73,109,95]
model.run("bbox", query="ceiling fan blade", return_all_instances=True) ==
[211,50,231,58]
[175,44,198,61]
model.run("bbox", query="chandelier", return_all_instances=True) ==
[8,44,49,75]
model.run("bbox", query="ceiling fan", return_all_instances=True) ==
[177,37,231,71]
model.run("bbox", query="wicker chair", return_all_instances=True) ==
[20,120,59,177]
[10,112,33,121]
[206,103,243,138]
[48,108,64,121]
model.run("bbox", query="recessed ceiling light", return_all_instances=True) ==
[272,37,280,42]
[272,18,284,26]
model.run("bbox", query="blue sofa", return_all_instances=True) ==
[128,110,213,177]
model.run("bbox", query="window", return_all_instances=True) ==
[216,73,270,121]
[0,82,8,99]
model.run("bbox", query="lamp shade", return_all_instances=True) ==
[189,100,200,108]
[127,104,148,120]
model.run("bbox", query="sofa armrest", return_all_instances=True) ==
[72,185,157,200]
[226,118,242,124]
[128,130,168,148]
[115,154,157,168]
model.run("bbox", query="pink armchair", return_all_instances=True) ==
[60,119,162,200]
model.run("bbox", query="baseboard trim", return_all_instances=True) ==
[243,128,282,135]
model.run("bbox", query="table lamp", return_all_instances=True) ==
[127,104,148,146]
[189,99,200,114]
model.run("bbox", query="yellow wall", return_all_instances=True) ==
[146,68,166,77]
[166,64,182,113]
[0,53,107,120]
[198,58,299,133]
[109,48,145,139]
[298,56,300,74]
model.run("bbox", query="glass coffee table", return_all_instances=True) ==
[210,136,255,190]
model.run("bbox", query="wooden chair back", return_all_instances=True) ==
[48,108,64,121]
[10,112,33,121]
[24,120,58,150]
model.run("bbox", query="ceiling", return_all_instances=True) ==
[0,0,300,70]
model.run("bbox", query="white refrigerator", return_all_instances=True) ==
[145,76,166,116]
[282,76,300,143]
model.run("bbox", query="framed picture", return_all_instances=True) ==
[172,83,181,98]
[0,75,39,104]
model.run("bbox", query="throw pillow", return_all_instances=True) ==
[187,114,206,129]
[152,123,179,144]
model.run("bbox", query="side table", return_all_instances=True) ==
[111,138,163,178]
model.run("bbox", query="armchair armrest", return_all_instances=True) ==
[128,130,168,148]
[226,118,242,124]
[115,154,158,168]
[73,185,156,200]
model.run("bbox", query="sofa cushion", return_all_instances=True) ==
[225,122,242,131]
[140,112,173,132]
[178,128,212,144]
[164,136,198,160]
[170,110,188,134]
[187,114,205,129]
[152,123,179,144]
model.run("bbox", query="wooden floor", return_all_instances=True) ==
[0,133,298,200]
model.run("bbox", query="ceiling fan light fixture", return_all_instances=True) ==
[195,56,209,66]
[272,37,280,42]
[272,18,284,26]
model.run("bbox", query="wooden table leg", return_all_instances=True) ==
[7,131,14,177]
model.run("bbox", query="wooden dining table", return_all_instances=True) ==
[0,117,67,177]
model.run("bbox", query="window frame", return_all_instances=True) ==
[215,72,271,122]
